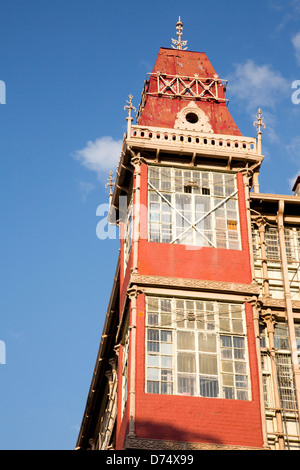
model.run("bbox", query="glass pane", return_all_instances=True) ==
[198,332,217,352]
[223,374,234,386]
[147,381,159,394]
[160,330,172,343]
[199,354,218,375]
[147,368,159,380]
[161,356,173,367]
[200,377,219,397]
[161,343,172,355]
[177,375,196,396]
[237,390,248,400]
[222,361,234,373]
[161,382,173,394]
[177,331,195,350]
[147,355,159,367]
[177,352,196,373]
[232,319,243,334]
[223,387,235,399]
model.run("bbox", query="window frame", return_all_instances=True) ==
[148,166,241,250]
[145,296,251,401]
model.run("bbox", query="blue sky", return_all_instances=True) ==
[1,0,300,450]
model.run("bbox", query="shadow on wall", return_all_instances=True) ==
[125,419,225,450]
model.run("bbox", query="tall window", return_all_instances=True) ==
[148,167,240,250]
[260,322,300,449]
[252,225,300,300]
[145,296,250,400]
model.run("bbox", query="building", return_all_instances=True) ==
[75,19,300,451]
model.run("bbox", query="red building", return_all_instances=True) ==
[76,20,300,451]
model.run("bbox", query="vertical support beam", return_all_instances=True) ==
[130,150,144,275]
[127,286,141,437]
[262,310,285,450]
[257,219,270,297]
[242,170,256,281]
[248,297,270,448]
[277,201,300,423]
[253,172,260,194]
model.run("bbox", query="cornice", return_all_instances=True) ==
[124,436,266,451]
[129,273,260,296]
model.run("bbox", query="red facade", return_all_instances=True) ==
[114,48,264,450]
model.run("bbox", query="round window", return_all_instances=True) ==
[185,112,199,124]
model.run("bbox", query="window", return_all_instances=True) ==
[148,167,241,250]
[265,227,280,261]
[261,323,300,410]
[145,297,250,400]
[251,225,300,301]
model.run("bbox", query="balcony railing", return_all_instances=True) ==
[126,125,261,159]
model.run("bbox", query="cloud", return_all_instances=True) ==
[72,136,122,180]
[227,60,289,112]
[268,0,300,30]
[286,135,300,162]
[78,181,96,202]
[292,32,300,65]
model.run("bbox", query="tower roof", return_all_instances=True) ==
[138,47,242,136]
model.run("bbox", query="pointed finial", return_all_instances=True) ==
[105,171,115,197]
[124,94,136,136]
[171,16,188,50]
[253,108,266,135]
[253,108,266,155]
[124,94,136,117]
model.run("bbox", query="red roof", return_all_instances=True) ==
[292,175,300,191]
[138,48,241,136]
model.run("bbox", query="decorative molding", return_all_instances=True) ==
[145,71,228,103]
[129,273,260,296]
[124,436,265,451]
[174,102,213,133]
[259,296,300,311]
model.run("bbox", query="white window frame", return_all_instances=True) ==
[148,166,241,250]
[252,225,300,301]
[145,296,251,401]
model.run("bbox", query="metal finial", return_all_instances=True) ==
[124,94,136,118]
[253,108,266,134]
[171,16,188,50]
[124,94,136,136]
[253,108,266,156]
[105,171,115,196]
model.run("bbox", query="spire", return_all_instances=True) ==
[124,94,136,136]
[171,16,188,50]
[105,171,115,201]
[253,108,266,155]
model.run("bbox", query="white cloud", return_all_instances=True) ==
[292,32,300,65]
[227,60,289,112]
[78,181,96,202]
[286,135,300,161]
[72,136,122,180]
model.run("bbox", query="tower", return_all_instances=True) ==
[76,20,300,451]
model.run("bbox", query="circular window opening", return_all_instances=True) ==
[185,112,199,124]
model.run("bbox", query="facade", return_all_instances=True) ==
[76,21,300,451]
